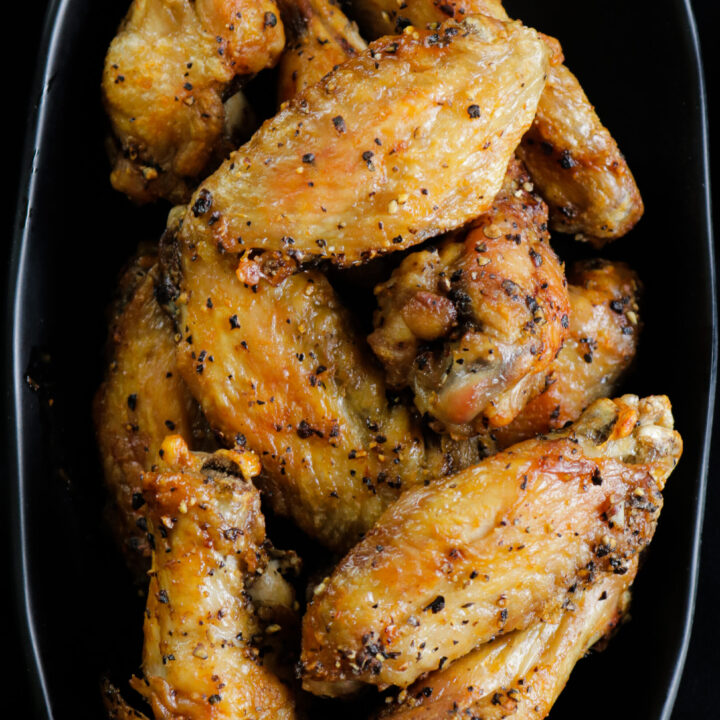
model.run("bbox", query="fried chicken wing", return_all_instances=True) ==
[347,0,643,242]
[162,227,431,551]
[177,16,549,267]
[368,160,570,435]
[300,395,681,693]
[276,0,367,104]
[494,259,640,448]
[103,0,285,204]
[378,568,634,720]
[93,252,211,575]
[128,436,297,719]
[517,63,644,243]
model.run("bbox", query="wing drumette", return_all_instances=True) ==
[368,159,570,435]
[127,437,297,719]
[300,395,681,693]
[103,0,285,203]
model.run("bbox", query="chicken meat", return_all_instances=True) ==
[93,251,212,575]
[301,395,681,693]
[494,258,640,448]
[346,0,643,242]
[127,436,298,719]
[103,0,285,204]
[161,222,430,551]
[377,567,634,720]
[368,159,570,435]
[177,15,549,267]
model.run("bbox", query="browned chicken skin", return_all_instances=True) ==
[93,251,211,575]
[518,62,644,244]
[377,567,634,720]
[162,224,431,551]
[97,0,673,715]
[129,437,297,719]
[103,0,285,204]
[276,0,367,105]
[347,0,643,242]
[369,160,570,435]
[494,258,641,448]
[301,395,681,693]
[178,16,549,267]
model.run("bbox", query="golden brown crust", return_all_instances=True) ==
[518,63,644,243]
[103,0,285,203]
[164,226,432,551]
[276,0,367,105]
[347,0,643,241]
[369,160,570,435]
[377,568,634,720]
[178,16,549,266]
[93,252,211,574]
[494,259,641,448]
[131,438,297,720]
[300,396,681,693]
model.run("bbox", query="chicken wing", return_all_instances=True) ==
[93,251,211,575]
[368,159,570,435]
[346,0,643,242]
[377,567,634,720]
[161,225,429,551]
[276,0,366,105]
[300,395,681,693]
[177,15,549,267]
[128,436,297,719]
[103,0,285,204]
[517,62,644,244]
[494,259,640,448]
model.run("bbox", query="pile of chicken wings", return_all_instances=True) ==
[97,1,682,718]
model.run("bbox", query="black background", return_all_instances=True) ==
[4,0,717,714]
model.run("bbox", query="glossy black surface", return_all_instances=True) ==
[5,1,714,718]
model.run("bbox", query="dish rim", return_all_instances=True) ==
[5,1,715,718]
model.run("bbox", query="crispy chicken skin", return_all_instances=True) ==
[129,437,297,720]
[347,0,643,242]
[103,0,285,204]
[368,160,570,435]
[301,395,681,693]
[494,259,640,448]
[93,252,210,574]
[518,63,644,244]
[178,16,549,267]
[276,0,367,105]
[162,226,431,551]
[377,568,634,720]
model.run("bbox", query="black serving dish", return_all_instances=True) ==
[6,0,714,718]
